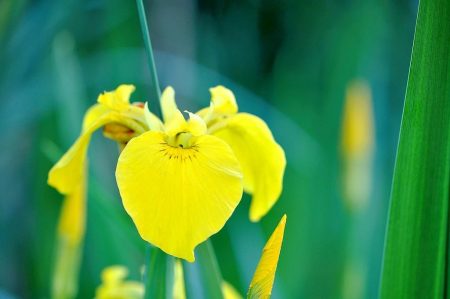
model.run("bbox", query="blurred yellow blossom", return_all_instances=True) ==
[173,260,186,299]
[95,266,144,299]
[52,178,86,299]
[340,80,375,211]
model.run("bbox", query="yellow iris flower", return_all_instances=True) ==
[116,86,244,262]
[48,84,285,263]
[95,215,286,299]
[94,264,238,299]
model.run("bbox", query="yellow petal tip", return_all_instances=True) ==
[209,85,238,114]
[248,214,287,299]
[161,86,178,122]
[249,212,261,223]
[280,214,287,225]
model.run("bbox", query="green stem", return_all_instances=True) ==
[135,0,161,103]
[143,244,175,299]
[183,240,224,299]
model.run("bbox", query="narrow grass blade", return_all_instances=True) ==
[380,0,450,297]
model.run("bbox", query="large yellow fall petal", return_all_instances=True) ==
[116,131,243,262]
[48,113,108,195]
[48,132,92,195]
[58,177,86,245]
[212,113,286,222]
[248,215,287,299]
[83,104,109,132]
[48,111,143,195]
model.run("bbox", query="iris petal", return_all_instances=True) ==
[161,86,178,123]
[185,111,207,136]
[212,113,286,222]
[97,84,135,111]
[58,177,86,245]
[248,215,286,299]
[115,131,243,262]
[95,266,144,299]
[144,102,164,131]
[209,86,238,114]
[48,133,92,195]
[164,109,188,137]
[83,104,109,132]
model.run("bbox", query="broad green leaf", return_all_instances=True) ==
[380,0,450,298]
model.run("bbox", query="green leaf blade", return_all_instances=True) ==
[380,0,450,298]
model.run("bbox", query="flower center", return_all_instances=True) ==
[160,142,199,161]
[166,132,195,148]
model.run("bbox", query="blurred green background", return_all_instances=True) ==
[0,0,418,298]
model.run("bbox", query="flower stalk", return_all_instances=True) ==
[135,0,161,103]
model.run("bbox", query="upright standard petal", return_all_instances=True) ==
[161,86,178,122]
[116,131,243,262]
[213,113,286,222]
[209,86,238,114]
[248,215,287,299]
[144,102,164,132]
